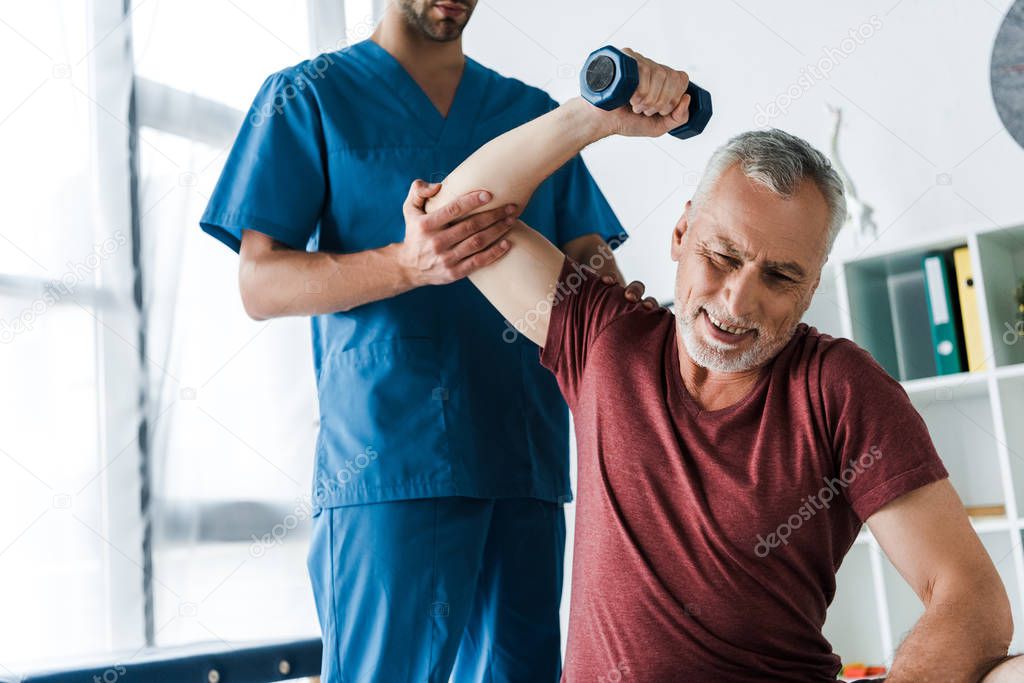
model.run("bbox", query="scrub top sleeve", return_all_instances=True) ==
[545,98,628,251]
[200,72,327,253]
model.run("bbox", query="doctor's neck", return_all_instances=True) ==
[372,1,471,76]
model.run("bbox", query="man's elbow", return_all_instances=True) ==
[930,570,1014,658]
[979,566,1015,651]
[992,586,1014,652]
[969,575,1014,659]
[978,596,1017,683]
[926,581,1014,682]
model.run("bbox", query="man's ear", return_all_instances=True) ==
[670,201,692,262]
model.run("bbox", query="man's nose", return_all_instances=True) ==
[722,267,760,323]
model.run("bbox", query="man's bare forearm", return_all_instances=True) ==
[887,591,1012,682]
[239,238,413,320]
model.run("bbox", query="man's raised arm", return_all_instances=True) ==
[413,49,693,346]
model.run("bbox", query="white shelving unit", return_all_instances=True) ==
[805,222,1024,669]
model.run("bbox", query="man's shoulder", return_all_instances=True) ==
[567,266,672,344]
[265,46,365,90]
[806,327,881,377]
[787,324,900,401]
[791,324,857,363]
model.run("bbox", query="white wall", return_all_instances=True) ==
[464,0,1024,301]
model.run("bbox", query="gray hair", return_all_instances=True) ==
[691,129,847,259]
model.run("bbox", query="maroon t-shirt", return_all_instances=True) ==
[540,258,948,682]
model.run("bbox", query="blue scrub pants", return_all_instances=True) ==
[307,496,566,682]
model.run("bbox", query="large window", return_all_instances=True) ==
[0,0,139,668]
[0,0,374,673]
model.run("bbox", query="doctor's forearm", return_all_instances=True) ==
[239,235,413,319]
[426,97,612,216]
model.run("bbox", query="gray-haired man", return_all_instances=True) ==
[398,49,1019,682]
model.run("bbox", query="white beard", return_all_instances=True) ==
[674,303,795,373]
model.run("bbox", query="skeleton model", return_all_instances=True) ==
[827,104,878,245]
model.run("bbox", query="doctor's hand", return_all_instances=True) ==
[398,179,517,286]
[602,275,660,310]
[598,48,691,139]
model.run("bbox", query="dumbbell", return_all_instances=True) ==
[580,45,712,140]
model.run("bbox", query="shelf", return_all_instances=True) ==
[900,369,988,399]
[840,228,1024,382]
[815,222,1024,663]
[896,361,1024,398]
[994,361,1024,381]
[842,236,970,382]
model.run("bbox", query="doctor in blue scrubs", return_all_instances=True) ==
[200,1,633,680]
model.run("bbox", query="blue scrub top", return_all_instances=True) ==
[201,40,627,513]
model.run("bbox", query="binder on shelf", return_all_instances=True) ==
[922,252,966,375]
[888,271,938,380]
[952,246,986,372]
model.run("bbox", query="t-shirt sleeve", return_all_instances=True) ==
[544,97,628,250]
[539,256,638,407]
[820,339,949,521]
[199,70,327,253]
